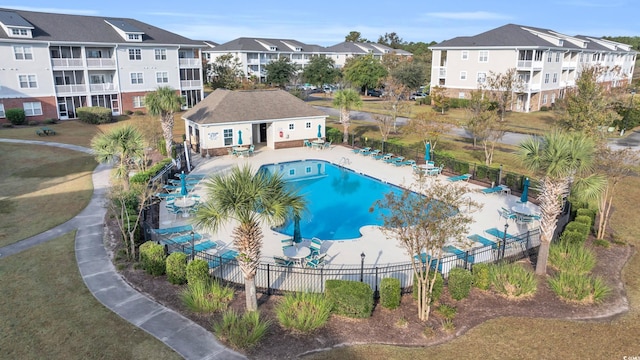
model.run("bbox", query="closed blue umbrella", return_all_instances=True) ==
[293,214,302,244]
[238,130,243,145]
[317,124,322,139]
[521,177,530,204]
[179,171,188,197]
[425,142,431,162]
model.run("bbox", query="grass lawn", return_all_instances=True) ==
[0,143,96,247]
[0,232,180,360]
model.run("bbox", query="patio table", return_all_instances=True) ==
[174,197,195,217]
[283,245,311,266]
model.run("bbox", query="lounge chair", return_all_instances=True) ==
[184,174,206,180]
[443,245,475,264]
[395,159,416,167]
[482,185,510,195]
[152,224,194,236]
[368,149,381,157]
[485,227,517,240]
[413,252,445,272]
[447,173,471,182]
[162,232,204,245]
[384,156,404,165]
[274,255,294,267]
[467,234,499,249]
[183,240,219,254]
[351,147,362,154]
[374,152,393,160]
[208,249,239,268]
[358,147,372,155]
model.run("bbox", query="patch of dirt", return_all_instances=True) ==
[106,221,633,359]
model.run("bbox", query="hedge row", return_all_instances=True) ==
[325,279,373,318]
[77,106,112,124]
[130,158,173,184]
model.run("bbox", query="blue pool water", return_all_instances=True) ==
[259,160,412,240]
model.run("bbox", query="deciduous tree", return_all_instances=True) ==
[482,68,522,122]
[302,56,340,90]
[343,53,387,94]
[373,178,480,321]
[265,57,299,88]
[430,85,449,114]
[207,53,244,90]
[405,111,452,155]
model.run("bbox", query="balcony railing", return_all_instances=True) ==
[86,58,116,68]
[517,60,543,70]
[437,67,446,78]
[51,58,83,67]
[180,79,202,88]
[55,84,87,94]
[179,58,200,67]
[519,83,541,92]
[90,83,117,92]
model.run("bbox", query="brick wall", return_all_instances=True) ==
[0,96,57,123]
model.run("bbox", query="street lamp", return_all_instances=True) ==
[360,252,366,282]
[622,89,636,136]
[501,221,509,260]
[190,230,195,261]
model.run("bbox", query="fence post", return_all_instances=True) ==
[374,267,379,299]
[266,263,271,295]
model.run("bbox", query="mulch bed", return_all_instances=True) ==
[108,221,632,359]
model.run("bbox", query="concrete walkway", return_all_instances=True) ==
[0,139,245,360]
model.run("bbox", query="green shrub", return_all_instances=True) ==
[549,241,596,275]
[565,222,590,240]
[576,208,596,224]
[435,303,457,319]
[28,120,39,126]
[166,252,188,284]
[275,292,332,333]
[574,215,592,228]
[77,106,112,124]
[181,279,234,312]
[472,263,491,290]
[130,158,173,184]
[593,239,610,248]
[186,259,210,285]
[133,110,145,116]
[43,118,57,124]
[138,241,166,276]
[6,108,26,125]
[213,310,270,350]
[124,110,134,115]
[548,273,611,304]
[489,262,537,298]
[560,230,586,244]
[158,138,167,156]
[380,277,401,309]
[449,98,470,108]
[540,106,550,111]
[325,280,373,318]
[447,268,473,300]
[412,271,443,304]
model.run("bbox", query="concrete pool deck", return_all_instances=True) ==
[161,144,540,266]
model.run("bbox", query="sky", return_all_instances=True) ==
[2,1,640,46]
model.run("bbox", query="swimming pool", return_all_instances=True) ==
[259,159,414,240]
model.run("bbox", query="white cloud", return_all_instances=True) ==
[426,11,511,20]
[0,5,98,15]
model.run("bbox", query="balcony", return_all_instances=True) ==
[436,67,446,78]
[90,83,117,92]
[519,83,541,93]
[517,60,543,70]
[179,58,201,68]
[51,58,83,68]
[86,58,116,68]
[55,84,87,94]
[180,79,202,88]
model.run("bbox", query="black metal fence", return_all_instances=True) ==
[157,228,541,298]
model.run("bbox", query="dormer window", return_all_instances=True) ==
[128,33,140,41]
[269,46,277,51]
[104,19,144,42]
[559,40,564,46]
[12,28,28,36]
[295,47,302,52]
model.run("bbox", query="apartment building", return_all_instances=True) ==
[0,8,204,122]
[203,38,411,82]
[429,24,637,112]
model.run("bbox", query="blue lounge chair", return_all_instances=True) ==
[443,245,475,263]
[482,186,505,194]
[413,252,445,272]
[385,156,404,165]
[447,173,471,182]
[368,149,381,157]
[152,224,194,236]
[485,227,517,240]
[395,159,416,167]
[164,232,204,245]
[208,249,239,268]
[352,148,362,154]
[374,152,393,160]
[183,240,218,254]
[468,234,499,249]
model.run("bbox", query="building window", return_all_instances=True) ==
[18,74,37,88]
[13,46,33,60]
[478,50,488,62]
[130,72,143,84]
[133,96,145,108]
[305,166,312,174]
[542,94,548,104]
[156,72,168,83]
[553,73,558,83]
[223,128,233,146]
[305,122,311,129]
[555,52,561,62]
[288,123,295,130]
[461,51,469,60]
[460,71,467,80]
[477,72,487,84]
[127,33,140,40]
[11,28,28,36]
[0,104,4,118]
[155,49,167,60]
[23,102,42,116]
[547,52,552,62]
[544,73,550,84]
[128,48,142,60]
[535,50,543,61]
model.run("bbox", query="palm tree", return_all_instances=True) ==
[91,125,145,191]
[144,86,184,157]
[517,131,603,275]
[332,89,362,143]
[193,165,306,311]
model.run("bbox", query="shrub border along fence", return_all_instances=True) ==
[154,229,540,299]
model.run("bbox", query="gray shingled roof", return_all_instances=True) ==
[104,18,144,33]
[0,8,201,45]
[325,41,412,55]
[212,37,316,52]
[183,89,327,125]
[0,10,32,27]
[432,23,635,52]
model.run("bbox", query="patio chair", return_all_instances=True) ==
[303,139,312,149]
[309,237,323,256]
[274,255,294,267]
[426,166,442,176]
[499,207,518,221]
[447,173,471,182]
[305,253,327,268]
[412,164,425,175]
[323,140,332,150]
[248,144,255,156]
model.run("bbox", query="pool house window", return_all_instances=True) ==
[288,123,295,130]
[305,122,311,129]
[223,128,233,146]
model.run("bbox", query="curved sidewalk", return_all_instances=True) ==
[0,139,245,360]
